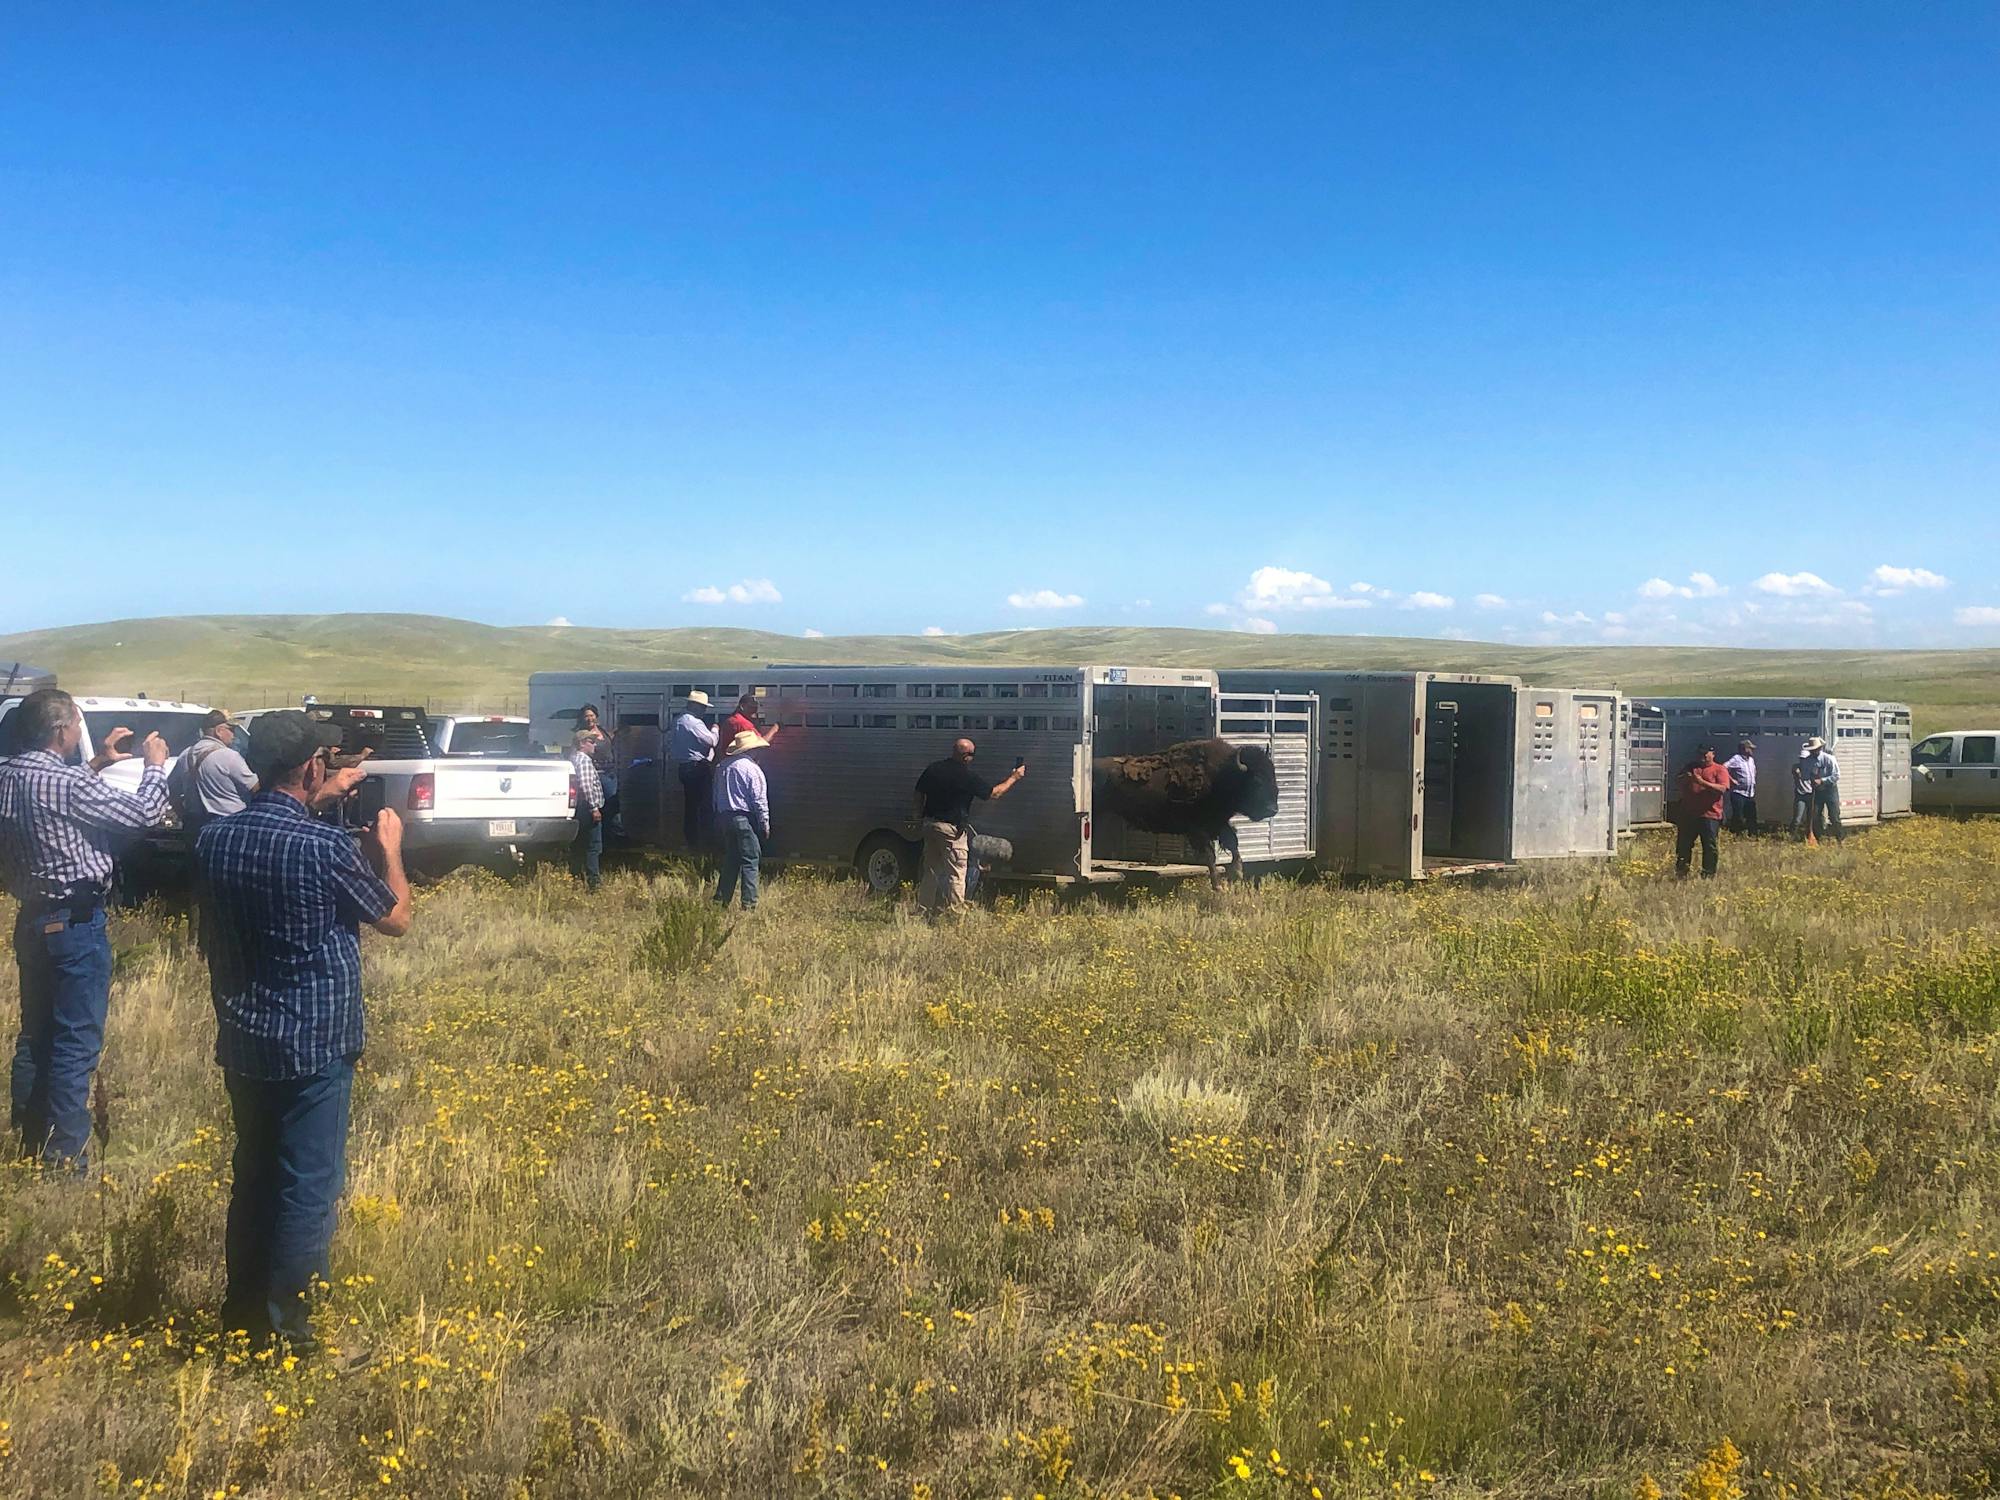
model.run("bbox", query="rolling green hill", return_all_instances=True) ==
[3,613,1994,732]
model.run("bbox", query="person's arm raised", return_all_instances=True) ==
[363,807,414,937]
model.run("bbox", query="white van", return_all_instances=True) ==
[1912,731,2000,814]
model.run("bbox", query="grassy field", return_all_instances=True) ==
[5,822,2000,1496]
[3,614,1996,735]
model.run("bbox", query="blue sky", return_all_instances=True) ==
[3,3,1996,646]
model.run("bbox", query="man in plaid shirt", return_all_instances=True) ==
[197,710,412,1346]
[0,690,170,1169]
[570,729,605,892]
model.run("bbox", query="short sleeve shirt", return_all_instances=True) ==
[197,792,396,1080]
[915,758,995,825]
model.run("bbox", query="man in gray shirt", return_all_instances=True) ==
[168,711,258,837]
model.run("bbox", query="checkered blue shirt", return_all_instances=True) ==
[196,792,396,1080]
[0,749,170,905]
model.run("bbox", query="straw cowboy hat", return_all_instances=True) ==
[724,729,769,756]
[1802,737,1826,753]
[686,690,710,707]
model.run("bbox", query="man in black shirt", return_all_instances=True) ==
[913,738,1024,915]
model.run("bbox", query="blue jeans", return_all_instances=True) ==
[715,814,762,909]
[223,1057,356,1345]
[1725,790,1759,834]
[1812,784,1845,843]
[11,905,112,1170]
[1792,794,1813,835]
[1675,816,1721,878]
[572,808,602,889]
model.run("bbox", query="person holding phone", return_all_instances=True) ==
[195,710,413,1347]
[0,689,172,1170]
[912,738,1025,917]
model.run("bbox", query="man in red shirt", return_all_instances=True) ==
[1675,745,1732,879]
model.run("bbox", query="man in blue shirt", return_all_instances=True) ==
[670,691,718,851]
[197,710,413,1346]
[0,689,170,1169]
[710,730,770,910]
[1722,740,1759,835]
[1802,736,1845,845]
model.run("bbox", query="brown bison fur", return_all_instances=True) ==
[1092,738,1282,886]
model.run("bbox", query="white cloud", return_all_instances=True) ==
[683,578,782,606]
[1955,606,2000,628]
[1202,602,1232,617]
[1752,571,1837,598]
[1473,593,1508,610]
[1242,566,1336,609]
[1403,591,1454,611]
[1540,610,1593,626]
[1236,616,1279,635]
[1129,598,1153,610]
[1640,572,1726,600]
[801,628,824,639]
[1006,588,1085,610]
[921,625,948,637]
[1348,581,1384,596]
[1867,564,1950,596]
[1604,611,1627,625]
[545,615,573,628]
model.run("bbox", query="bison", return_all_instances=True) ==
[1091,738,1282,886]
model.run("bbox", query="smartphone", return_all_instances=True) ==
[1014,756,1025,769]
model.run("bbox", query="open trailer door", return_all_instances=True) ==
[1217,691,1317,865]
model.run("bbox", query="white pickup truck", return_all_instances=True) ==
[237,704,577,875]
[0,690,216,838]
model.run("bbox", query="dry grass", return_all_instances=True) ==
[3,820,2000,1497]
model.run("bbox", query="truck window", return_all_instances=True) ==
[1913,737,1954,766]
[1964,736,1998,766]
[82,711,208,756]
[443,721,532,756]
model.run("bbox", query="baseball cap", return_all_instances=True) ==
[245,710,344,781]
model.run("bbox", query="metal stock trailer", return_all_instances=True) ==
[1213,670,1615,878]
[1615,697,1668,833]
[1649,697,1914,829]
[526,665,1319,888]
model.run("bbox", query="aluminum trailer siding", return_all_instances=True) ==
[1877,703,1914,817]
[1513,686,1620,860]
[1216,670,1519,879]
[529,665,1248,885]
[1651,697,1886,828]
[1615,698,1668,832]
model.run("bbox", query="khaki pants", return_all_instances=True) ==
[918,820,969,915]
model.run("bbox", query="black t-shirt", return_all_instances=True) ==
[916,758,995,824]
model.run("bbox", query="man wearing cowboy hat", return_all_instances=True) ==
[1801,737,1845,844]
[670,691,718,851]
[710,728,770,911]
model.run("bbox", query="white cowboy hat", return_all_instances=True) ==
[1802,737,1826,753]
[686,690,710,707]
[724,729,769,755]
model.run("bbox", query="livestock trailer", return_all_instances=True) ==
[1650,697,1900,829]
[1213,670,1528,879]
[526,665,1317,887]
[1615,697,1668,833]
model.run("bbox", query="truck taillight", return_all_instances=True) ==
[407,772,435,812]
[567,773,578,808]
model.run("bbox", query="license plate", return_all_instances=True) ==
[488,820,517,838]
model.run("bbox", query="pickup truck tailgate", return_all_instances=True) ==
[430,760,572,819]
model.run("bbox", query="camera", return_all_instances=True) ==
[325,772,387,832]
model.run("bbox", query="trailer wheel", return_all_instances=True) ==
[856,832,918,896]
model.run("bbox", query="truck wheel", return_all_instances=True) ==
[855,832,918,896]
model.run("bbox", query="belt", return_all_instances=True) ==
[21,888,105,923]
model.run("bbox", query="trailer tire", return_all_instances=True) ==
[856,832,918,896]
